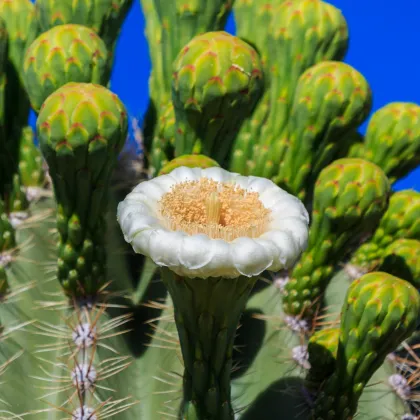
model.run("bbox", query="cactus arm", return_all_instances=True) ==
[313,272,420,419]
[172,31,264,165]
[274,61,372,202]
[0,0,39,198]
[36,83,128,297]
[283,158,390,318]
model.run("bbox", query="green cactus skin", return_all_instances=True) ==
[283,158,390,318]
[9,174,29,214]
[0,199,15,252]
[230,0,350,178]
[0,264,7,296]
[349,102,420,183]
[18,126,45,189]
[161,267,257,420]
[378,239,420,287]
[307,327,339,389]
[149,101,176,176]
[23,24,110,112]
[0,0,39,198]
[158,154,219,175]
[172,31,264,165]
[274,61,372,201]
[141,0,234,149]
[348,189,420,277]
[0,16,8,197]
[36,82,127,297]
[313,272,420,420]
[35,0,133,54]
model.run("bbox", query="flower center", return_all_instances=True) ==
[159,178,270,241]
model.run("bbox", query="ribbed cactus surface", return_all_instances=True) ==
[0,1,419,420]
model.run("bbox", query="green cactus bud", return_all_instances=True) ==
[313,272,420,419]
[18,126,45,188]
[307,327,339,388]
[158,154,220,176]
[349,102,420,183]
[348,190,420,276]
[172,31,264,164]
[274,61,372,201]
[0,0,39,196]
[35,0,133,53]
[283,158,390,317]
[378,239,420,287]
[23,24,110,112]
[149,101,176,176]
[37,82,127,297]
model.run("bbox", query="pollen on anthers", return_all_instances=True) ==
[158,177,271,241]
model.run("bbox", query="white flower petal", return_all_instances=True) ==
[261,230,301,268]
[131,228,155,255]
[231,237,274,277]
[199,239,233,277]
[170,166,202,182]
[246,176,277,194]
[178,234,216,271]
[269,216,309,249]
[121,212,161,242]
[148,229,184,267]
[150,174,178,192]
[201,167,236,183]
[117,200,151,224]
[269,196,310,223]
[131,180,168,204]
[229,175,250,190]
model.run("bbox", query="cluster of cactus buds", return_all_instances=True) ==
[0,1,419,420]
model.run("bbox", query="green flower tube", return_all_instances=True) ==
[117,166,309,419]
[37,82,127,297]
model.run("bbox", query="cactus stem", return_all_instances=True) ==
[161,267,257,420]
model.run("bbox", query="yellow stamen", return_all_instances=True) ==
[159,178,270,241]
[206,192,222,224]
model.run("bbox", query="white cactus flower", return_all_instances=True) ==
[117,167,309,279]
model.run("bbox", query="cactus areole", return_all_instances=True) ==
[118,166,309,418]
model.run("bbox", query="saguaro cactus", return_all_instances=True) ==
[0,1,420,420]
